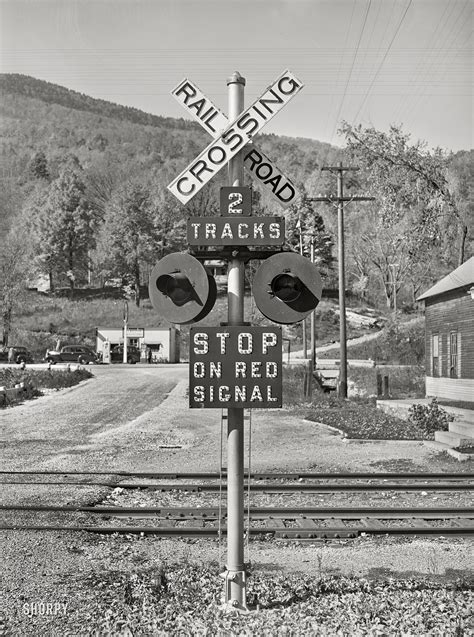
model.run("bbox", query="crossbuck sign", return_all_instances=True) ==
[168,70,303,206]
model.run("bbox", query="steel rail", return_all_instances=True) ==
[2,504,473,519]
[1,470,472,480]
[2,480,472,492]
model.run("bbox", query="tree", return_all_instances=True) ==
[28,150,50,181]
[355,218,415,309]
[27,166,97,295]
[285,186,334,273]
[339,123,471,268]
[102,180,158,306]
[0,228,33,346]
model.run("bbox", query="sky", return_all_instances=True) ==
[0,0,472,152]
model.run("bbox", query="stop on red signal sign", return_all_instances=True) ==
[189,326,282,409]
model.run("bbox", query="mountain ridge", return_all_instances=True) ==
[0,72,201,133]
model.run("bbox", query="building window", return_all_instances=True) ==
[449,331,458,378]
[432,334,439,376]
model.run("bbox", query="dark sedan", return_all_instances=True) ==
[110,345,141,364]
[45,345,98,365]
[0,346,34,364]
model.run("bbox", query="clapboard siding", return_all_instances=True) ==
[424,289,473,381]
[426,376,474,400]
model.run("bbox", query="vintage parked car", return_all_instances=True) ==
[110,345,141,364]
[44,345,98,365]
[0,346,35,364]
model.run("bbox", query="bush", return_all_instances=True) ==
[408,398,454,437]
[0,367,93,406]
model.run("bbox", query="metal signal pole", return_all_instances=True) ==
[225,71,247,610]
[307,163,374,398]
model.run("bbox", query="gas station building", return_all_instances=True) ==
[96,327,180,363]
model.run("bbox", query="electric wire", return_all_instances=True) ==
[323,0,357,141]
[329,0,373,144]
[352,0,413,124]
[389,0,457,125]
[393,1,471,134]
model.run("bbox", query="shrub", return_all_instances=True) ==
[0,367,93,401]
[408,398,454,437]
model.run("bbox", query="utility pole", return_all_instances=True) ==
[123,300,128,364]
[310,234,316,371]
[307,162,374,398]
[298,220,307,359]
[388,263,399,315]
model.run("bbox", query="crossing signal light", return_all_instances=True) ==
[149,253,217,324]
[253,252,322,324]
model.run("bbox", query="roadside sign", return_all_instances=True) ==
[123,327,144,338]
[168,70,303,205]
[189,326,282,408]
[187,216,285,246]
[220,186,252,215]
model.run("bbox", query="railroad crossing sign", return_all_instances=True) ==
[168,70,303,206]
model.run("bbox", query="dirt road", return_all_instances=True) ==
[1,364,464,480]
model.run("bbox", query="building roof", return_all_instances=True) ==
[417,256,474,301]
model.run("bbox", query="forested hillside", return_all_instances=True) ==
[1,73,472,346]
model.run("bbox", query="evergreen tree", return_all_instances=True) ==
[27,166,96,295]
[29,150,50,180]
[101,180,158,306]
[286,187,334,273]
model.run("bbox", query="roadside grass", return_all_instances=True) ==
[318,317,425,365]
[0,366,93,395]
[12,290,375,361]
[303,399,426,440]
[283,366,427,440]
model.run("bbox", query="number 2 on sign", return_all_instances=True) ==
[228,192,243,214]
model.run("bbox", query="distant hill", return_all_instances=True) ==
[0,73,342,238]
[0,73,198,132]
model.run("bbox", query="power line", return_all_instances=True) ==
[323,0,357,141]
[352,0,413,124]
[329,0,373,144]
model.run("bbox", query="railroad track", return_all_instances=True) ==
[1,470,473,491]
[2,471,473,540]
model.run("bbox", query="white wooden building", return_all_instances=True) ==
[96,327,180,363]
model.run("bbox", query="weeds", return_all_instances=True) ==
[71,564,474,636]
[0,367,93,406]
[319,317,425,365]
[408,398,454,437]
